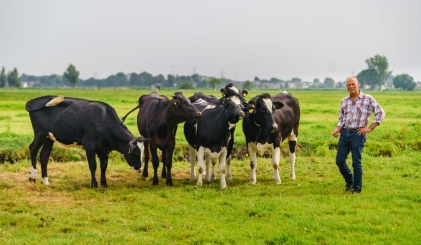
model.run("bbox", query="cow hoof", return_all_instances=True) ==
[249,181,256,185]
[29,177,36,183]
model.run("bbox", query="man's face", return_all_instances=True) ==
[346,78,360,94]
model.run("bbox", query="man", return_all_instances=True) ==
[331,76,385,193]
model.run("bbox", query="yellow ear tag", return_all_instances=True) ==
[221,92,225,96]
[248,109,254,113]
[128,148,131,153]
[173,102,177,105]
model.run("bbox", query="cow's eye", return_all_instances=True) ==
[180,101,186,105]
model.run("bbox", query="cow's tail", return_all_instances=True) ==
[121,105,140,123]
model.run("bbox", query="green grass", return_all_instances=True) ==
[1,88,421,244]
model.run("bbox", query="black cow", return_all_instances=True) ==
[26,95,146,188]
[121,92,202,186]
[184,97,244,188]
[242,92,300,184]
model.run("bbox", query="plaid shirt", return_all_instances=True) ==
[337,92,385,129]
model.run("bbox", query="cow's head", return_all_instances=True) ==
[171,92,202,121]
[221,98,245,124]
[220,83,248,107]
[123,137,147,172]
[246,93,284,132]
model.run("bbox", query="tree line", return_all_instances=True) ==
[1,55,419,90]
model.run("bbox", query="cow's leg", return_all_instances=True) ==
[226,156,232,181]
[142,141,150,178]
[188,144,196,182]
[28,134,47,183]
[85,148,98,188]
[219,148,228,188]
[205,153,212,182]
[161,153,167,179]
[99,155,109,187]
[164,142,175,186]
[210,159,217,180]
[196,146,205,186]
[272,146,281,185]
[226,129,234,181]
[150,147,160,185]
[288,133,297,180]
[248,142,258,184]
[39,139,54,185]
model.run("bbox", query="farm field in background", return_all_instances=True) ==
[1,88,421,244]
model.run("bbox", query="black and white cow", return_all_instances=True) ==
[186,84,248,183]
[26,95,146,188]
[121,92,202,186]
[242,92,300,184]
[184,97,244,188]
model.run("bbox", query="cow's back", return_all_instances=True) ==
[27,96,117,143]
[272,92,300,140]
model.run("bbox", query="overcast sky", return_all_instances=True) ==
[1,0,420,83]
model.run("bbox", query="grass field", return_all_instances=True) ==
[1,88,421,244]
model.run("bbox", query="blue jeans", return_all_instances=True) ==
[335,129,366,192]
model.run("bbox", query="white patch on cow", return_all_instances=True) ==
[229,96,241,105]
[272,147,281,184]
[193,98,207,105]
[194,122,198,135]
[282,91,289,94]
[188,144,197,182]
[48,132,78,148]
[256,142,274,156]
[30,167,37,180]
[263,98,273,113]
[228,122,236,130]
[196,146,205,187]
[228,85,240,94]
[137,141,144,170]
[288,131,297,141]
[290,152,296,180]
[42,177,49,185]
[201,104,216,112]
[45,95,64,107]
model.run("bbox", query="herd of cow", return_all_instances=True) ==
[25,84,300,188]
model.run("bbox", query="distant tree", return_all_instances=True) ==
[393,73,416,91]
[356,68,380,89]
[243,80,254,90]
[179,82,194,89]
[364,54,392,90]
[313,78,320,84]
[154,74,166,86]
[254,76,260,82]
[335,81,345,88]
[139,72,154,87]
[0,67,6,87]
[209,77,221,90]
[323,77,335,88]
[129,73,142,87]
[291,77,301,83]
[167,74,176,87]
[7,68,21,87]
[63,64,80,87]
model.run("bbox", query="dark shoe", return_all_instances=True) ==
[352,186,361,194]
[345,183,353,192]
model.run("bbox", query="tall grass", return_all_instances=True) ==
[1,88,421,244]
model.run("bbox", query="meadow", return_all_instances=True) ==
[0,88,420,244]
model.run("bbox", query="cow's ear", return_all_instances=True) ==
[247,102,256,113]
[220,88,226,97]
[274,101,284,110]
[242,90,248,97]
[222,98,229,108]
